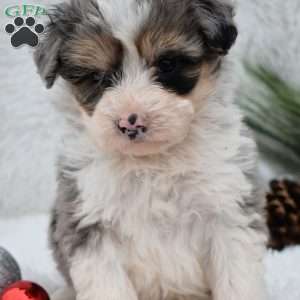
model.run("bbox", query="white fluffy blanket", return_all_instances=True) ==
[1,0,300,299]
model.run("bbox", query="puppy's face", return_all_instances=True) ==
[35,0,237,156]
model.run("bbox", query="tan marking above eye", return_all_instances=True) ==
[63,31,123,72]
[136,28,204,66]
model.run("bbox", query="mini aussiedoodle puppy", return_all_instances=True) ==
[34,0,267,299]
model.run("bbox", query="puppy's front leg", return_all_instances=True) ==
[205,219,267,300]
[70,234,138,300]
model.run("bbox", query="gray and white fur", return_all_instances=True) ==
[34,0,267,299]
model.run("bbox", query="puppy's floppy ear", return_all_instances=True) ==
[34,28,62,89]
[34,0,102,89]
[194,0,238,55]
[34,1,81,89]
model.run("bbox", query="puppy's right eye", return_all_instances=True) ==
[91,72,104,83]
[157,58,178,74]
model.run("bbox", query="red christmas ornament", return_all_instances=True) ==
[0,281,49,300]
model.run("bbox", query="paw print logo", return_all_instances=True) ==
[5,17,44,48]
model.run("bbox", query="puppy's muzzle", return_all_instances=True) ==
[117,113,147,140]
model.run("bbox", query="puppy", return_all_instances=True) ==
[34,0,267,299]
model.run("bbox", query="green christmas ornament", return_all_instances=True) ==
[0,247,21,293]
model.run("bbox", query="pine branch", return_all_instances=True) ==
[238,64,300,169]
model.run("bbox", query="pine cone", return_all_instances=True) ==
[266,179,300,251]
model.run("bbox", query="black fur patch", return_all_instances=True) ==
[154,51,202,95]
[192,0,238,54]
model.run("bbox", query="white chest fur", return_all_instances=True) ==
[74,149,251,298]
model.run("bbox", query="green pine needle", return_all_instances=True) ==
[238,63,300,169]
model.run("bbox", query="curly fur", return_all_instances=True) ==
[34,0,267,299]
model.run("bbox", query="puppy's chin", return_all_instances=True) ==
[82,87,195,157]
[101,139,174,157]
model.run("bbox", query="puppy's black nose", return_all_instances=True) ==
[117,114,147,140]
[128,114,138,125]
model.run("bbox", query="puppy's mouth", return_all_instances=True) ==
[110,118,175,156]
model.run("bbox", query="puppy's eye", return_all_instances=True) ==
[91,72,112,88]
[91,72,104,82]
[157,58,177,74]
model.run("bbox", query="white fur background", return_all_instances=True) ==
[0,0,300,299]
